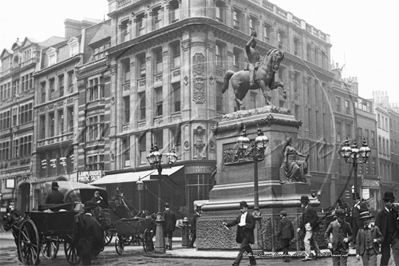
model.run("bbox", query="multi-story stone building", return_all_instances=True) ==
[355,96,379,214]
[374,104,391,193]
[388,106,399,198]
[0,36,64,213]
[31,19,98,209]
[75,20,112,184]
[99,0,339,216]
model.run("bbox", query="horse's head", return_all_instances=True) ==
[265,49,284,72]
[2,208,22,231]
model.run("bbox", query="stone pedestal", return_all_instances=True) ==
[154,214,165,253]
[197,107,320,251]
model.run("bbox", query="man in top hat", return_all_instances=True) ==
[73,201,104,265]
[44,181,64,204]
[297,195,321,261]
[351,192,368,245]
[375,191,399,266]
[324,209,353,266]
[356,211,383,266]
[163,202,176,250]
[223,201,257,266]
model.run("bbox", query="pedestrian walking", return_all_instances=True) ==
[277,210,294,262]
[189,206,201,248]
[73,201,104,265]
[324,209,353,266]
[355,211,383,266]
[297,195,321,261]
[222,201,257,266]
[375,191,399,266]
[163,202,176,250]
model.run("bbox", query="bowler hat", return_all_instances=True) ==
[51,181,59,188]
[280,210,287,216]
[239,201,249,208]
[164,202,170,208]
[300,195,309,203]
[383,191,395,202]
[358,211,374,220]
[84,201,95,210]
[335,209,345,217]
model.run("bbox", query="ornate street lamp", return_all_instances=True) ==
[340,138,371,197]
[236,125,269,214]
[146,142,177,254]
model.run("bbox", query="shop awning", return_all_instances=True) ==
[149,165,184,179]
[91,169,156,185]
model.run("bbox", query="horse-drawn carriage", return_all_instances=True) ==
[2,181,108,266]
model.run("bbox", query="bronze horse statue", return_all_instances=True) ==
[222,48,286,110]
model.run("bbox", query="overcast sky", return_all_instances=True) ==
[1,0,398,105]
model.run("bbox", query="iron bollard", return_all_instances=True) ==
[181,217,190,248]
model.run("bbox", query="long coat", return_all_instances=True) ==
[73,213,104,257]
[163,209,176,233]
[300,205,319,231]
[44,189,64,204]
[226,212,255,244]
[277,217,294,240]
[375,206,399,241]
[324,219,353,251]
[356,225,383,255]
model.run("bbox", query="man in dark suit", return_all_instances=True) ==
[375,191,399,266]
[44,181,64,204]
[189,206,201,248]
[163,202,176,250]
[223,201,256,266]
[324,209,353,266]
[356,211,383,266]
[277,210,294,262]
[73,201,104,265]
[297,195,321,261]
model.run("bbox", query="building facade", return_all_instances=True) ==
[388,106,399,198]
[0,38,42,213]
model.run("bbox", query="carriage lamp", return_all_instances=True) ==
[340,138,371,198]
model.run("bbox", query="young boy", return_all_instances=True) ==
[277,210,294,262]
[356,211,383,266]
[324,209,353,266]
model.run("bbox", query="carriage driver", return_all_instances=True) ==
[246,30,261,86]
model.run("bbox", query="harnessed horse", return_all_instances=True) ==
[222,48,286,110]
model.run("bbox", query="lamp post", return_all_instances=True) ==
[340,138,371,197]
[236,125,268,250]
[136,177,144,214]
[146,143,177,253]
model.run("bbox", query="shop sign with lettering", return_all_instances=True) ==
[78,171,103,183]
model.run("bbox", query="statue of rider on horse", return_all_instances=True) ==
[222,30,286,110]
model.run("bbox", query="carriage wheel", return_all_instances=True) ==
[103,230,113,246]
[115,235,124,255]
[41,235,59,259]
[142,230,154,253]
[18,219,40,266]
[64,239,81,265]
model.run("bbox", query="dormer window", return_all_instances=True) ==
[24,49,31,62]
[67,37,79,57]
[47,47,57,66]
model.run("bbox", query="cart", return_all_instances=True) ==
[3,181,108,266]
[114,217,154,254]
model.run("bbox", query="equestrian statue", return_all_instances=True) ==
[222,30,286,110]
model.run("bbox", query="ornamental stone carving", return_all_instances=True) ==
[192,53,206,104]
